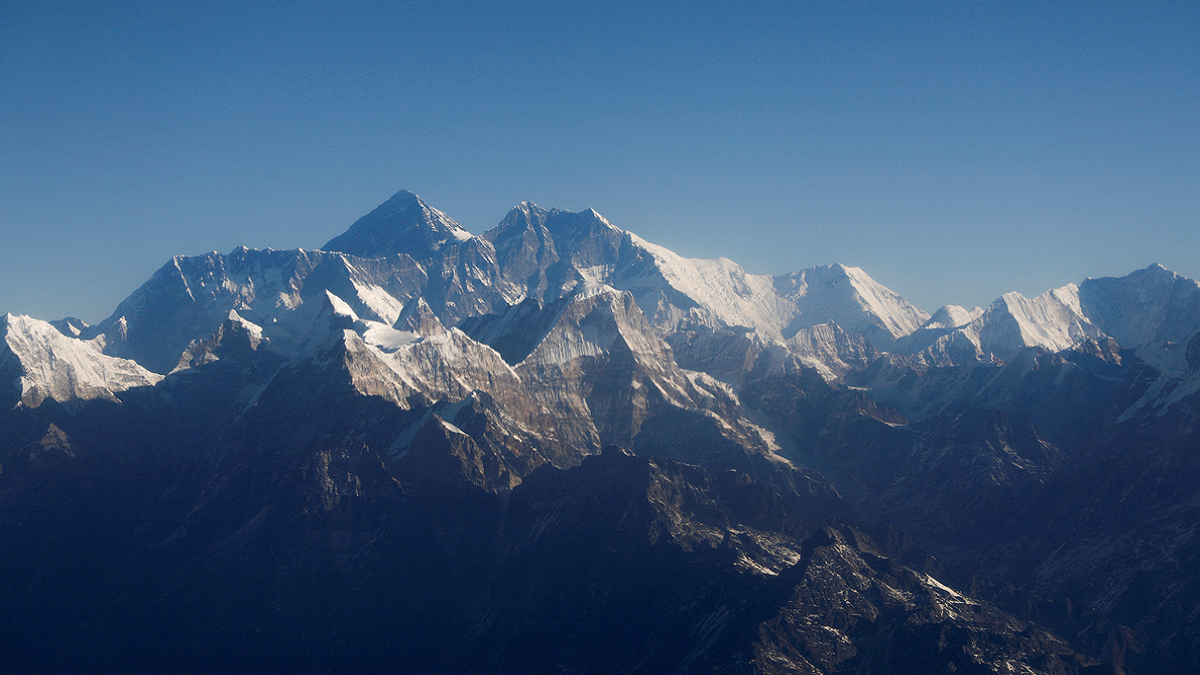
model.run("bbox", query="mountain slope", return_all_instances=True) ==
[322,189,472,259]
[1079,263,1200,373]
[481,201,929,351]
[1,313,161,408]
[774,263,930,349]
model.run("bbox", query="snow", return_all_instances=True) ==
[436,415,468,436]
[921,573,964,599]
[1079,264,1200,350]
[579,208,617,231]
[996,285,1100,353]
[324,291,357,320]
[227,309,263,343]
[576,264,617,287]
[2,313,162,408]
[322,190,475,257]
[785,322,874,380]
[70,196,1200,413]
[923,304,984,330]
[896,284,1106,364]
[839,264,931,339]
[626,232,797,339]
[350,278,408,325]
[899,266,1200,367]
[256,291,357,360]
[361,322,421,352]
[775,264,931,349]
[94,203,945,380]
[519,302,621,367]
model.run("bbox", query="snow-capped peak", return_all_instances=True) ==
[1,313,162,408]
[922,305,985,331]
[988,284,1101,354]
[584,208,616,229]
[894,283,1103,364]
[322,189,474,259]
[1079,263,1200,350]
[394,296,446,337]
[774,264,930,349]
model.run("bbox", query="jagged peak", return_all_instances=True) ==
[773,264,930,348]
[545,206,625,236]
[482,202,552,250]
[171,310,267,372]
[49,316,90,338]
[514,200,546,213]
[394,296,446,337]
[2,313,162,408]
[248,290,359,362]
[993,283,1080,312]
[1130,262,1174,278]
[513,201,549,221]
[801,263,887,289]
[1077,263,1200,356]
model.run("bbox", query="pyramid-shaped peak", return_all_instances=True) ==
[923,304,984,331]
[394,296,445,337]
[583,207,614,226]
[322,190,472,259]
[773,263,930,349]
[369,190,425,213]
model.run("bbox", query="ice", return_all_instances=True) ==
[361,322,421,352]
[2,313,162,408]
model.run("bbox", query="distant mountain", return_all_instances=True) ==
[2,313,160,408]
[888,264,1200,371]
[4,188,1199,673]
[322,189,473,259]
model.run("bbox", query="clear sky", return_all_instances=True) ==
[3,0,1197,323]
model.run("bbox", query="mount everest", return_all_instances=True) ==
[3,188,1200,674]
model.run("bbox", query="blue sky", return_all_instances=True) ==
[2,0,1197,323]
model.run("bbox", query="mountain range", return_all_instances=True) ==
[3,189,1199,674]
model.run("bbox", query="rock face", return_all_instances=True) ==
[457,451,1092,675]
[1,313,161,408]
[4,189,1200,673]
[322,189,473,259]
